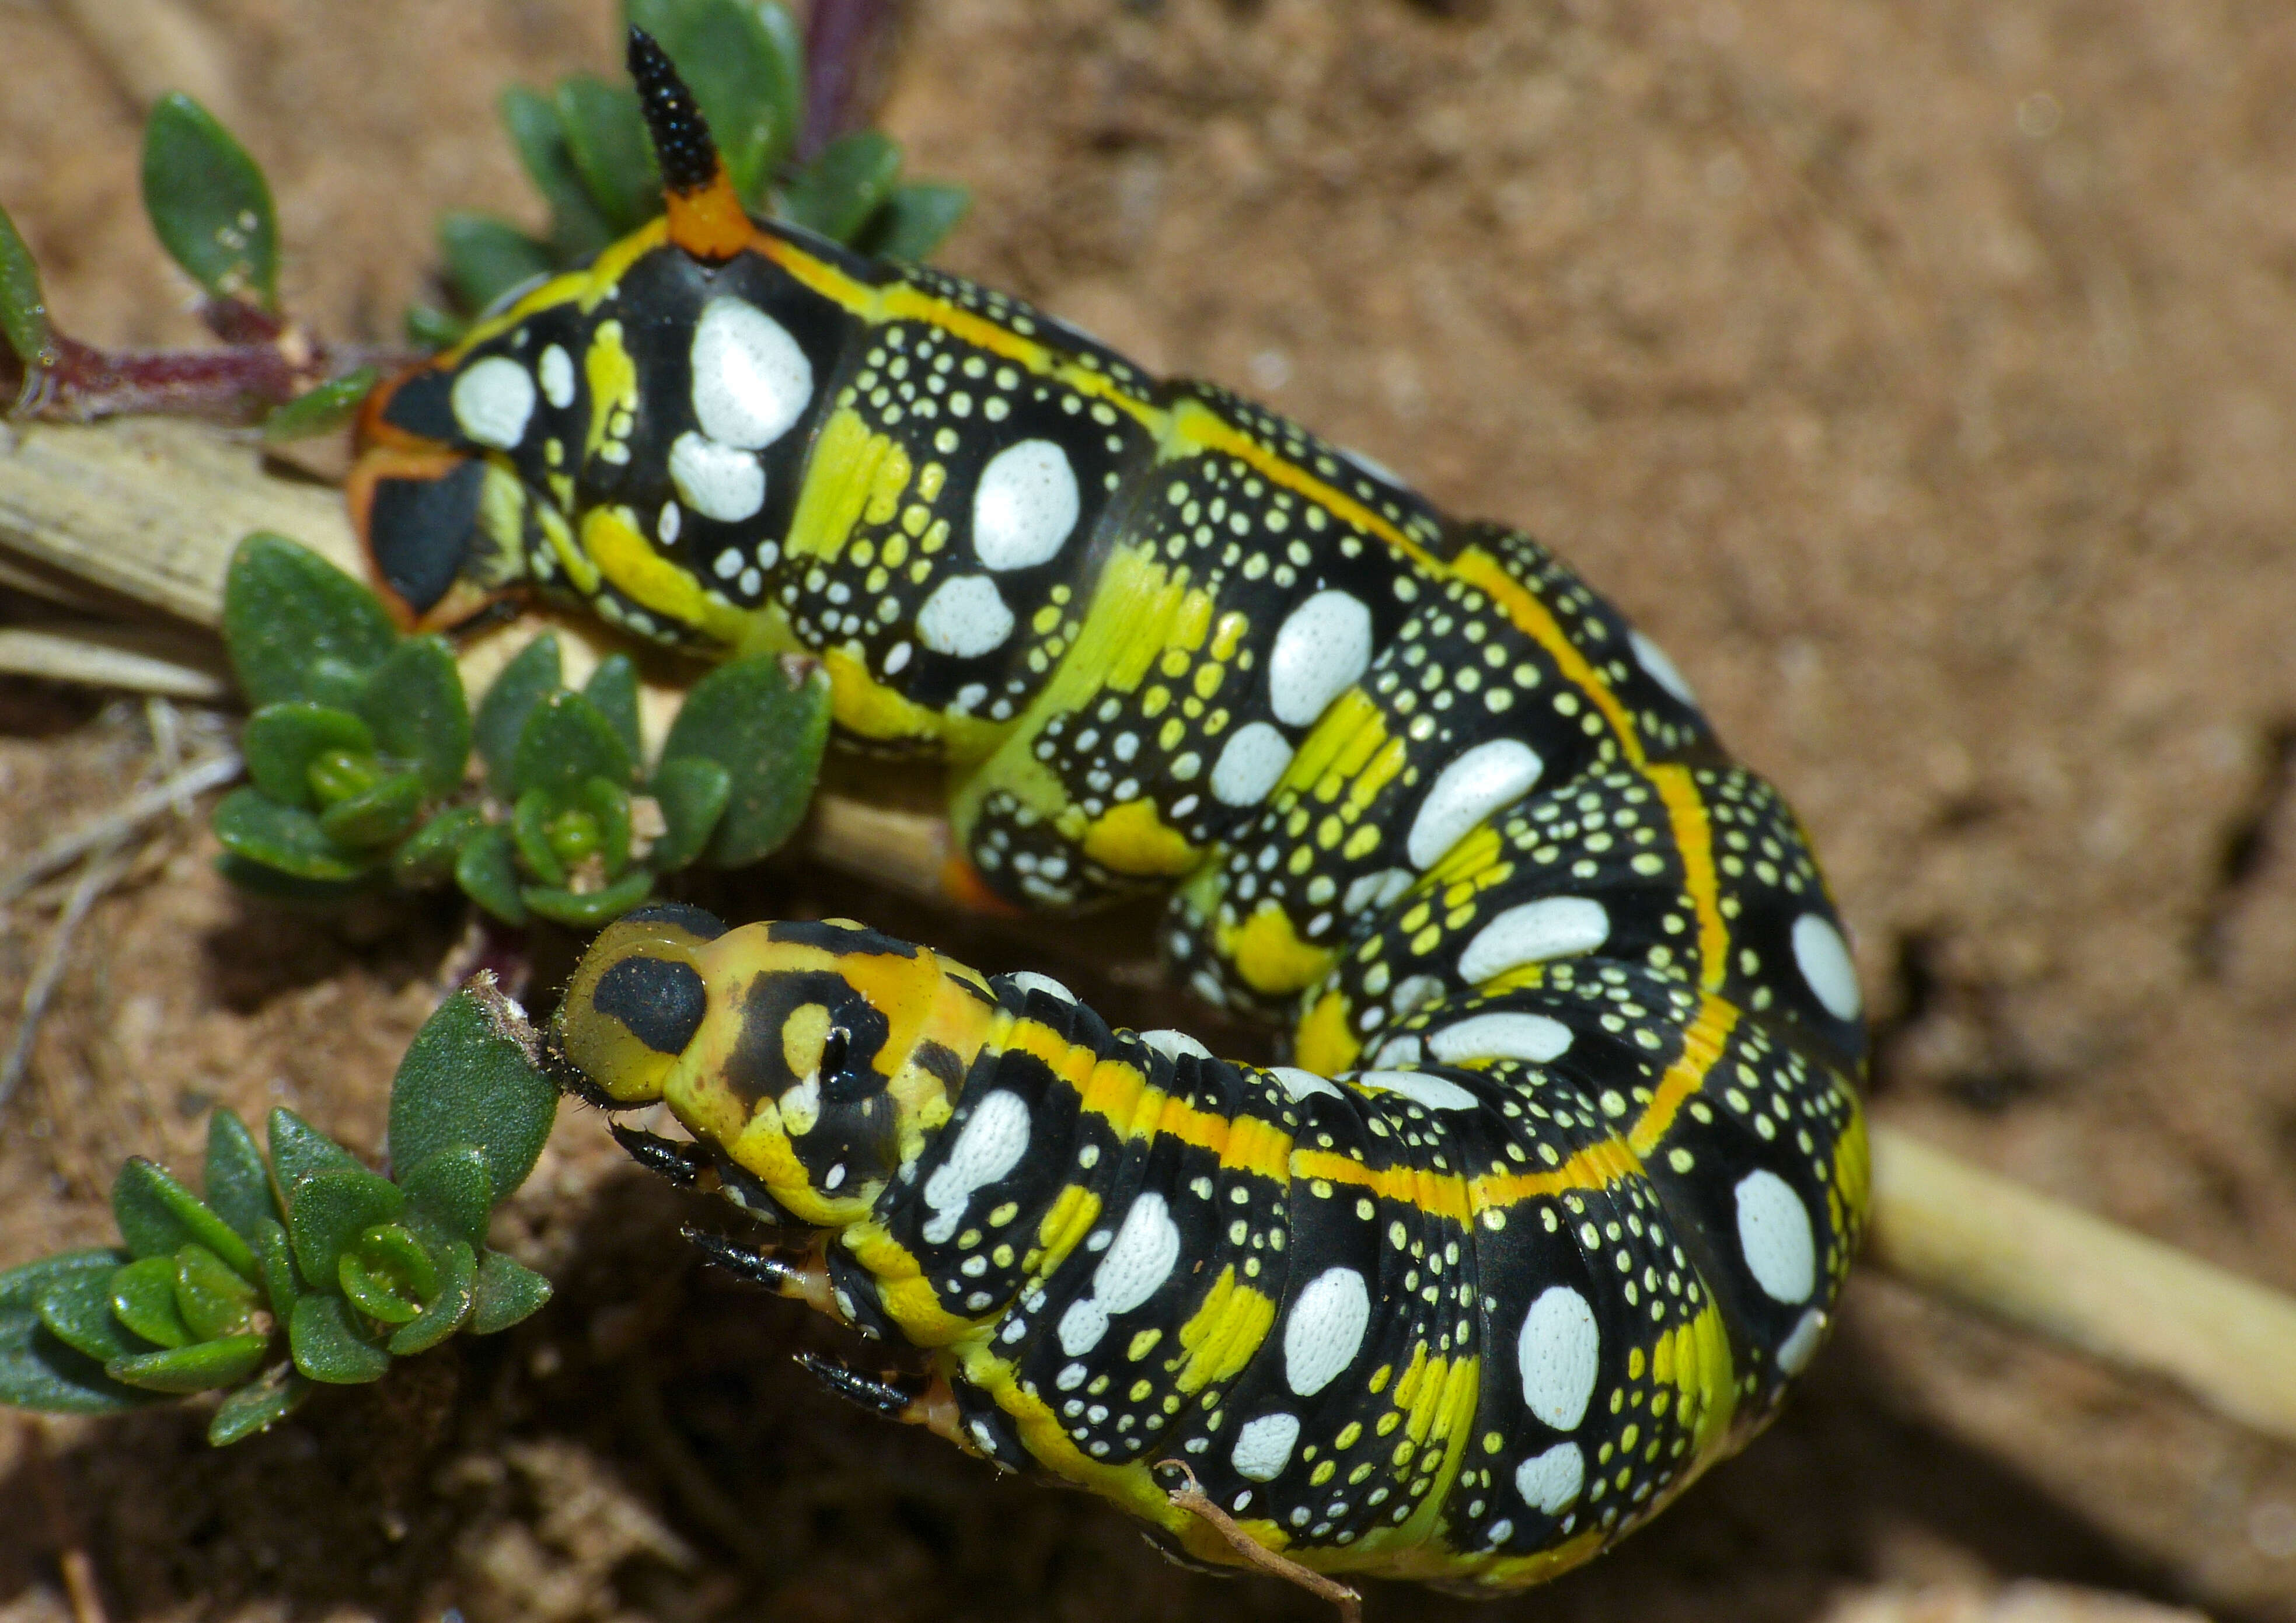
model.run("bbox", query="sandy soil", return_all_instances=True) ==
[1,1,2294,1619]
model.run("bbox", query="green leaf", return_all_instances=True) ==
[338,1226,428,1325]
[388,990,557,1206]
[202,1111,280,1247]
[395,807,487,886]
[474,634,562,780]
[752,1,805,172]
[222,533,400,709]
[358,634,473,794]
[110,1256,190,1349]
[214,788,370,881]
[405,302,466,352]
[437,212,556,316]
[456,826,531,924]
[288,1294,390,1384]
[861,181,972,263]
[580,776,634,875]
[113,1157,257,1279]
[467,1250,552,1335]
[254,1219,301,1320]
[214,854,376,906]
[388,1239,476,1356]
[521,869,654,928]
[583,655,643,762]
[286,1168,405,1286]
[261,367,382,442]
[0,1251,127,1317]
[243,703,374,808]
[400,1144,493,1248]
[109,1332,270,1394]
[782,131,902,245]
[646,755,731,872]
[316,770,425,849]
[175,1245,260,1341]
[500,85,616,260]
[555,76,658,235]
[510,788,567,888]
[37,1266,143,1363]
[511,690,634,801]
[208,1363,310,1445]
[0,199,56,371]
[0,1267,159,1414]
[141,93,278,306]
[267,1108,366,1193]
[661,654,831,865]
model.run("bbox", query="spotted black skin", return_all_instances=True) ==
[373,64,1870,1596]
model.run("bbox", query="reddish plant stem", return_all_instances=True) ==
[798,0,898,162]
[4,296,418,425]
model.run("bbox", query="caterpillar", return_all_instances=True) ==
[360,32,1870,1602]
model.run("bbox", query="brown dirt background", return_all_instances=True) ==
[2,1,2295,1619]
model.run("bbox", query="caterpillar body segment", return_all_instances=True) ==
[557,901,1864,1593]
[380,34,1870,1597]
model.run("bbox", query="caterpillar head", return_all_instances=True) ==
[556,907,997,1221]
[348,29,838,650]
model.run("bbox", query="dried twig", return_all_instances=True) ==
[1866,1128,2296,1447]
[0,750,240,907]
[1153,1459,1362,1622]
[0,836,135,1114]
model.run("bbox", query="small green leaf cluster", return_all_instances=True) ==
[417,0,969,347]
[213,533,832,924]
[0,986,557,1444]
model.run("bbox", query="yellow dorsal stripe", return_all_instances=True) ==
[1450,548,1642,759]
[1626,995,1738,1159]
[1646,764,1728,992]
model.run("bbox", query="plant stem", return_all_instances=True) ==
[4,297,416,425]
[798,0,898,162]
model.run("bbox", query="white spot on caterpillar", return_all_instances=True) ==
[690,295,814,449]
[1269,1066,1339,1102]
[1343,867,1413,916]
[1735,1170,1816,1304]
[538,343,575,408]
[1210,721,1294,806]
[451,355,535,448]
[1267,589,1373,727]
[1515,1441,1585,1513]
[916,575,1015,658]
[1406,739,1544,869]
[1359,1070,1480,1112]
[1518,1285,1600,1429]
[1429,1012,1572,1066]
[1283,1266,1370,1396]
[1139,1028,1211,1061]
[1457,898,1610,983]
[922,1090,1031,1245]
[1390,973,1444,1015]
[668,431,766,522]
[1775,1307,1828,1375]
[972,438,1080,570]
[1629,629,1697,704]
[1005,971,1076,1004]
[1791,913,1862,1021]
[1058,1192,1181,1355]
[1231,1412,1300,1481]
